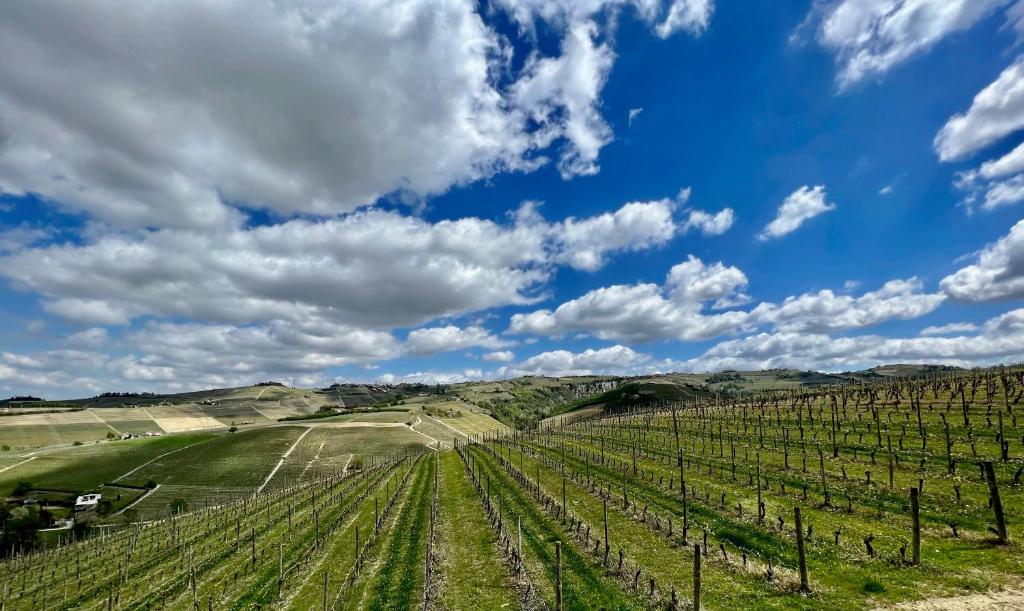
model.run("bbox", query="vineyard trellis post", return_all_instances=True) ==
[794,507,810,594]
[910,487,921,566]
[555,540,562,611]
[983,462,1009,544]
[693,543,701,611]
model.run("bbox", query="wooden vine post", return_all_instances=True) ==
[693,543,702,611]
[983,462,1009,544]
[910,487,921,566]
[555,541,563,611]
[794,507,810,593]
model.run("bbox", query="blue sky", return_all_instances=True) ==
[2,0,1024,397]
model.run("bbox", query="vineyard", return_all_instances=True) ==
[2,367,1023,609]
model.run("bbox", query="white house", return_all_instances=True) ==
[74,493,101,511]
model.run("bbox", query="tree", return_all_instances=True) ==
[170,498,188,515]
[1,444,9,451]
[1,505,46,555]
[12,481,32,496]
[106,431,117,440]
[229,425,238,433]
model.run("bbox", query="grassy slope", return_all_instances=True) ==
[0,432,217,495]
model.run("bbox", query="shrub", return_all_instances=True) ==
[145,479,158,489]
[13,482,32,496]
[0,444,9,451]
[170,498,188,515]
[228,426,238,433]
[72,441,83,446]
[862,579,886,594]
[106,431,116,440]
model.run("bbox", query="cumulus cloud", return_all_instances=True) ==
[500,344,650,377]
[65,327,110,350]
[494,0,713,38]
[956,142,1024,211]
[758,185,835,241]
[0,1,711,230]
[483,350,516,362]
[550,198,679,270]
[940,218,1024,301]
[920,322,979,336]
[127,320,402,384]
[682,208,735,236]
[935,55,1024,162]
[509,255,751,342]
[376,370,485,385]
[685,308,1024,372]
[405,325,513,356]
[511,260,943,343]
[751,278,945,333]
[1,201,683,331]
[812,0,1011,88]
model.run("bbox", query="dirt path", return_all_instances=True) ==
[422,414,469,440]
[138,407,167,432]
[882,586,1024,610]
[111,484,160,517]
[256,427,313,494]
[409,416,443,450]
[251,405,276,421]
[0,455,36,473]
[296,440,326,482]
[87,409,121,434]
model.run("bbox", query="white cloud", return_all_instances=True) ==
[512,20,615,178]
[655,0,714,38]
[685,308,1024,372]
[956,143,1024,211]
[501,344,649,377]
[483,350,516,362]
[879,185,894,195]
[813,0,1011,88]
[751,278,945,333]
[128,320,402,384]
[376,370,485,385]
[0,1,712,230]
[1,201,677,332]
[551,198,678,270]
[0,0,543,229]
[628,108,644,125]
[940,218,1024,301]
[0,224,52,253]
[405,325,512,356]
[682,208,734,236]
[511,260,942,343]
[935,55,1024,162]
[65,327,109,350]
[758,185,836,240]
[509,255,751,342]
[493,0,713,38]
[920,322,979,335]
[42,298,134,325]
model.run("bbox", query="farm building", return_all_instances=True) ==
[73,493,101,511]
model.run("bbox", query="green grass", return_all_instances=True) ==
[361,455,434,609]
[436,451,519,609]
[465,445,646,610]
